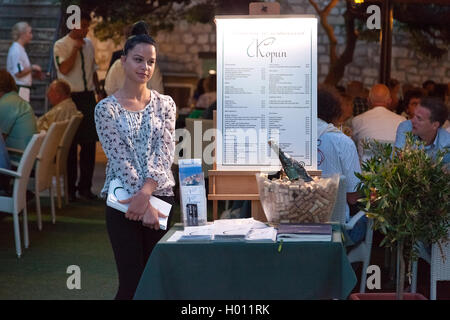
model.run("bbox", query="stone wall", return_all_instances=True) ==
[88,19,216,81]
[286,0,450,88]
[89,0,450,89]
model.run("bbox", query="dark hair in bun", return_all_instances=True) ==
[123,21,156,56]
[131,21,149,36]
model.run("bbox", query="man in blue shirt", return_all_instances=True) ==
[395,97,449,168]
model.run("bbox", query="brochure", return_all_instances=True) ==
[178,159,207,226]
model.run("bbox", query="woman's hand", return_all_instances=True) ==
[118,190,150,221]
[142,205,168,230]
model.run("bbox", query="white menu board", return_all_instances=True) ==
[216,15,317,171]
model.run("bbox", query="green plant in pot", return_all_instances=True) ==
[355,133,450,299]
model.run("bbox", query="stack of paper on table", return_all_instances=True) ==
[167,218,277,242]
[276,223,332,242]
[106,179,172,230]
[178,224,214,242]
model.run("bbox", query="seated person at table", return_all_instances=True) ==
[351,83,406,162]
[317,85,367,245]
[0,69,37,160]
[37,79,82,131]
[394,96,450,169]
[188,73,216,119]
[399,88,423,120]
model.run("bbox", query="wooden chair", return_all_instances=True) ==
[31,121,69,230]
[53,114,83,208]
[0,132,46,257]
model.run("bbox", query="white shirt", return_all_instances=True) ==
[7,42,32,86]
[351,106,406,161]
[317,122,361,222]
[53,35,98,92]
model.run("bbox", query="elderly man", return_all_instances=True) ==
[351,83,406,162]
[395,97,450,167]
[37,79,82,131]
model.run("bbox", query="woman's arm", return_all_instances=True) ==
[144,96,176,191]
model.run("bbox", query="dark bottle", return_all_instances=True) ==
[268,140,313,182]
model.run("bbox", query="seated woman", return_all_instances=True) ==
[0,69,37,160]
[188,73,216,119]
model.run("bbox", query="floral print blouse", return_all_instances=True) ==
[95,90,176,198]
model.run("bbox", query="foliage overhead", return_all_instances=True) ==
[59,0,260,44]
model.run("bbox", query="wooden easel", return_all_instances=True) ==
[208,3,321,221]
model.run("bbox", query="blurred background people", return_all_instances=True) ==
[6,21,44,102]
[188,73,216,119]
[422,79,436,96]
[399,88,423,120]
[346,81,369,117]
[0,69,37,158]
[351,83,406,162]
[37,79,82,131]
[53,12,101,201]
[387,78,401,113]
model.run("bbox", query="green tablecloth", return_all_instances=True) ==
[134,224,356,300]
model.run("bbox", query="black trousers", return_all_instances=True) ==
[67,140,96,195]
[105,195,175,300]
[69,91,98,195]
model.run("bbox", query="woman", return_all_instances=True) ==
[104,21,164,96]
[6,22,43,102]
[95,30,176,300]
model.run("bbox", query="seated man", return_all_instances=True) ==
[37,79,82,131]
[0,69,37,157]
[352,83,406,162]
[395,96,450,168]
[317,85,366,245]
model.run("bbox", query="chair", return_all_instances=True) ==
[31,121,69,230]
[0,132,46,257]
[330,175,374,293]
[411,229,450,300]
[53,114,83,208]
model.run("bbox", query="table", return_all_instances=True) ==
[134,224,357,300]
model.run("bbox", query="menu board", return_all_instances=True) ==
[216,16,317,171]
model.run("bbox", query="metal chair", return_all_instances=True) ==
[330,175,373,293]
[31,121,69,230]
[411,229,450,300]
[53,114,83,208]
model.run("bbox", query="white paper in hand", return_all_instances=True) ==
[106,179,172,230]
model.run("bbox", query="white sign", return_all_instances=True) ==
[216,16,318,171]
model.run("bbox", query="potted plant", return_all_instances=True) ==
[351,133,450,300]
